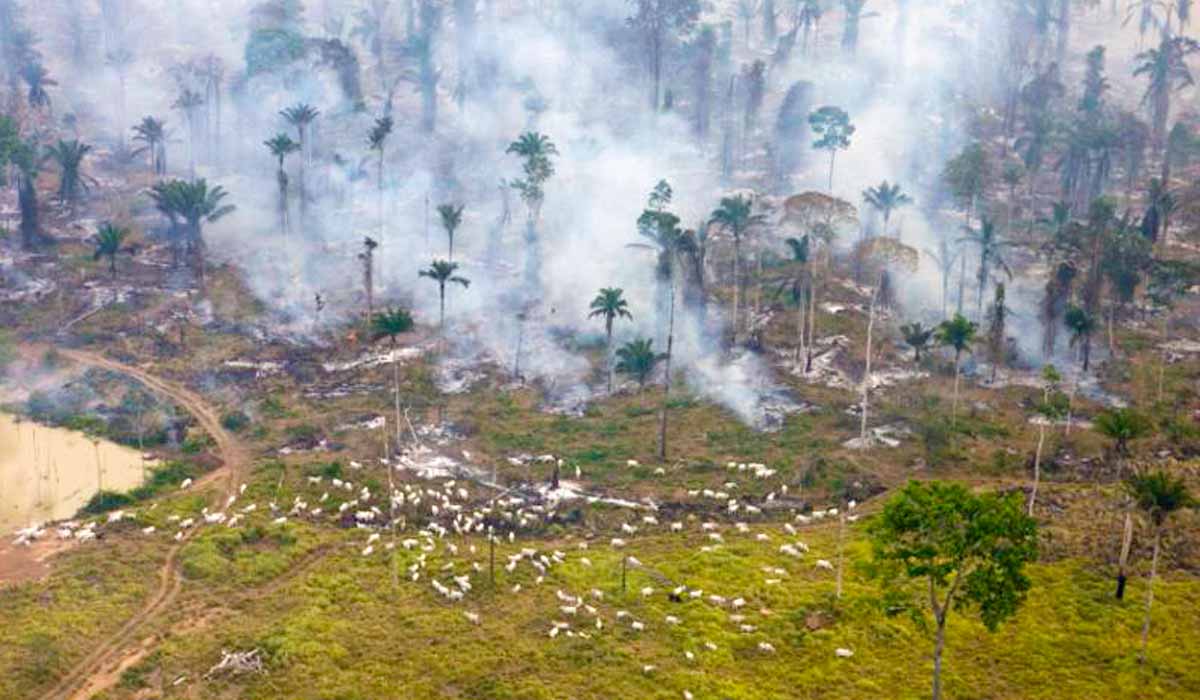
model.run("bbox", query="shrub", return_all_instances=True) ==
[221,410,251,433]
[81,490,135,515]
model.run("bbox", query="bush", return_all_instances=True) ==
[81,490,135,515]
[221,410,251,432]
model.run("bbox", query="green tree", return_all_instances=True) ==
[869,481,1037,700]
[1064,305,1096,372]
[264,133,300,239]
[809,106,854,191]
[942,142,991,228]
[900,322,933,362]
[615,337,660,389]
[1126,471,1194,663]
[936,314,977,422]
[588,287,633,394]
[131,116,167,175]
[148,179,235,286]
[419,259,470,329]
[709,194,765,343]
[92,223,133,279]
[506,131,558,290]
[437,203,465,260]
[45,139,93,209]
[862,180,912,237]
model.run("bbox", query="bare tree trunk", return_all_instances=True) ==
[932,616,946,700]
[732,237,741,344]
[1116,510,1133,599]
[657,283,676,461]
[951,351,962,424]
[860,281,879,441]
[1139,527,1161,663]
[835,510,846,599]
[1029,421,1045,516]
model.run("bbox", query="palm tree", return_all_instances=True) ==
[172,89,204,177]
[709,195,766,343]
[92,223,133,279]
[936,314,977,422]
[132,117,167,175]
[901,322,933,362]
[437,203,465,260]
[633,208,687,341]
[22,63,56,111]
[1064,305,1097,371]
[264,133,300,238]
[588,287,633,393]
[862,180,912,236]
[148,179,235,286]
[419,259,470,329]
[1133,35,1200,151]
[369,116,394,242]
[45,139,94,209]
[615,338,660,389]
[785,235,811,364]
[1126,471,1194,663]
[371,306,415,464]
[959,217,1013,316]
[1094,408,1152,460]
[280,103,319,220]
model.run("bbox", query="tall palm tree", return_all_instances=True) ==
[1064,305,1097,371]
[372,306,415,444]
[368,116,394,242]
[419,259,470,329]
[861,180,912,237]
[132,116,167,175]
[936,313,977,423]
[588,287,633,393]
[172,89,204,177]
[633,208,687,342]
[959,217,1013,315]
[615,338,660,389]
[148,179,235,286]
[264,133,300,238]
[45,139,94,209]
[1126,471,1194,663]
[1133,35,1200,151]
[709,195,766,343]
[437,203,465,260]
[92,223,133,279]
[280,103,319,221]
[506,132,558,292]
[785,235,811,364]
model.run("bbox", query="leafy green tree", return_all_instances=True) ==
[709,194,765,342]
[92,223,133,279]
[419,259,470,329]
[942,142,991,227]
[862,180,911,237]
[808,106,854,191]
[132,116,168,175]
[148,179,235,286]
[45,139,93,209]
[900,322,933,362]
[1064,305,1096,372]
[869,481,1037,700]
[264,133,300,238]
[437,203,465,260]
[1126,470,1193,663]
[615,337,660,389]
[936,314,977,422]
[588,287,633,394]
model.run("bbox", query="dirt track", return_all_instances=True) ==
[36,348,247,700]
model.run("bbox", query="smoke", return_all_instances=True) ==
[25,0,1155,424]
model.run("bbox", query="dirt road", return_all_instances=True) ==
[34,348,247,700]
